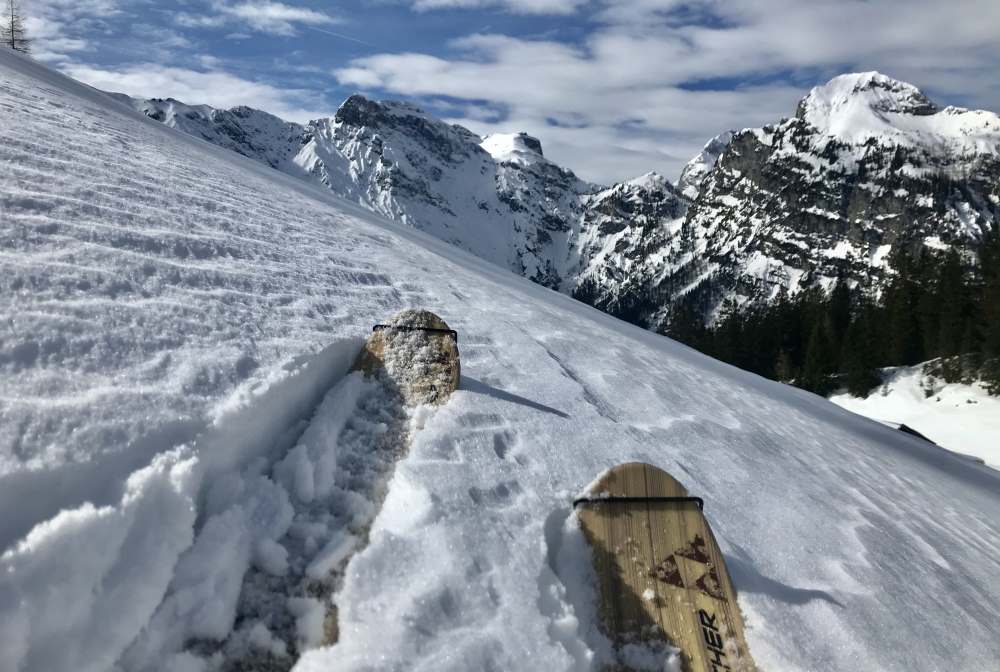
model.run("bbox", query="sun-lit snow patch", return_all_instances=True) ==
[823,239,857,259]
[922,235,949,250]
[804,206,841,220]
[870,244,893,267]
[831,362,1000,470]
[480,131,545,165]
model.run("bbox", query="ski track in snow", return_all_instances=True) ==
[2,51,1000,672]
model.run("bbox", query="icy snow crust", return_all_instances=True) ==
[2,51,1000,671]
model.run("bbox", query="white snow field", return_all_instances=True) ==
[831,363,1000,471]
[2,50,1000,672]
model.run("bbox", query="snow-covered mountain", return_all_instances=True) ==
[119,90,689,316]
[676,72,1000,313]
[3,49,1000,672]
[121,72,1000,333]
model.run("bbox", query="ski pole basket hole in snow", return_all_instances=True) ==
[372,324,459,342]
[572,495,705,511]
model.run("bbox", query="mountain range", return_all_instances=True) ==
[112,71,1000,332]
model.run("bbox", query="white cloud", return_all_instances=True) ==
[174,12,230,30]
[61,62,332,123]
[186,1,339,36]
[408,0,586,15]
[335,0,1000,183]
[21,0,122,61]
[334,34,802,183]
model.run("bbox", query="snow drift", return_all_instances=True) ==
[2,51,999,672]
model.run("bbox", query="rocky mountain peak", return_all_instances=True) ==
[619,171,678,196]
[332,93,381,126]
[677,131,735,200]
[481,132,544,161]
[796,71,938,122]
[331,93,429,124]
[788,71,1000,156]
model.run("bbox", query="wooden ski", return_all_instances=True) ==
[576,462,756,671]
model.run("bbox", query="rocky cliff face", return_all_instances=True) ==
[676,72,1000,319]
[120,71,999,331]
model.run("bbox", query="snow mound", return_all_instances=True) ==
[2,50,1000,672]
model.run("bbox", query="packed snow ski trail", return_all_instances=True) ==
[2,50,1000,672]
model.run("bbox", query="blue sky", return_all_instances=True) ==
[24,0,1000,183]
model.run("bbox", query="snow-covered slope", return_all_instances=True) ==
[3,51,1000,672]
[831,362,1000,470]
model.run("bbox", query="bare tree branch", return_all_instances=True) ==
[2,0,31,54]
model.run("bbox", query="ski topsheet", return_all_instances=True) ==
[576,462,756,671]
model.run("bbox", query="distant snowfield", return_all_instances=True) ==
[831,364,1000,470]
[2,51,1000,672]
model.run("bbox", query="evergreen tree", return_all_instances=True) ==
[935,248,970,357]
[774,349,795,383]
[665,299,706,349]
[916,253,941,358]
[800,316,836,395]
[668,233,999,398]
[932,248,973,381]
[841,300,881,397]
[828,277,852,354]
[883,247,924,365]
[979,226,1000,392]
[1,0,29,54]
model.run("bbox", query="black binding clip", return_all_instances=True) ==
[572,495,705,511]
[373,324,459,342]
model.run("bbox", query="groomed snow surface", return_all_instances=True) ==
[2,51,1000,672]
[831,362,1000,471]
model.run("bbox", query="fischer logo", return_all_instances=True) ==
[698,609,730,671]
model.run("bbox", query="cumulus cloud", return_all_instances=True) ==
[61,62,332,123]
[334,0,1000,183]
